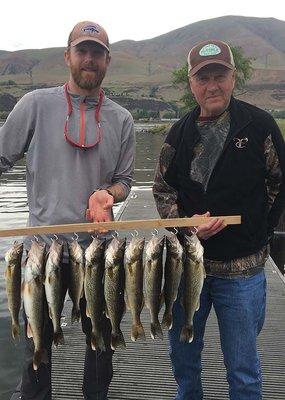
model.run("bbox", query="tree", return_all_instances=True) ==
[172,45,253,113]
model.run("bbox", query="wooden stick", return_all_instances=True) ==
[0,215,241,238]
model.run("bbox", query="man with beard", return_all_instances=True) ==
[0,21,135,400]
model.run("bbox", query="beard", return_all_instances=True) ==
[69,62,107,91]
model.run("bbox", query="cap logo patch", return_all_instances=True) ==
[199,44,221,57]
[82,25,99,35]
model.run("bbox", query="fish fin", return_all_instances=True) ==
[33,348,49,371]
[140,296,145,312]
[104,305,110,319]
[91,332,106,352]
[48,306,53,320]
[131,322,146,342]
[120,301,127,317]
[150,321,163,340]
[71,306,81,324]
[125,297,130,310]
[161,311,173,330]
[4,267,12,280]
[27,323,33,339]
[12,323,20,340]
[180,325,194,343]
[111,330,126,350]
[53,328,64,348]
[159,292,164,311]
[22,282,31,295]
[144,298,150,310]
[195,300,200,312]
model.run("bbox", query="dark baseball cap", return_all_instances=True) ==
[68,21,109,51]
[187,40,235,76]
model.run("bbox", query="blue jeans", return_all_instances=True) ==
[169,270,266,400]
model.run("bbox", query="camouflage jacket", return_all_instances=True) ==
[153,97,285,275]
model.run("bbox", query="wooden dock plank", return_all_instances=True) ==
[52,189,285,400]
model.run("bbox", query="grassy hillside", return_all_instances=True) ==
[0,16,284,111]
[277,119,285,137]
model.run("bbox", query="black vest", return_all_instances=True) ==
[164,97,285,261]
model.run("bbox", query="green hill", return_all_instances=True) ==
[0,15,285,112]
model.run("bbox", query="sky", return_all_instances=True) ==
[1,0,284,51]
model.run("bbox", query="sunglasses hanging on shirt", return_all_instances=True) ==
[64,83,104,149]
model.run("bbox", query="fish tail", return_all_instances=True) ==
[131,322,146,342]
[12,322,20,340]
[33,348,49,371]
[91,332,106,352]
[111,330,126,350]
[150,321,163,340]
[53,328,64,348]
[180,325,194,343]
[71,306,81,324]
[161,311,173,330]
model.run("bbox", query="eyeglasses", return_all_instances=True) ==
[64,83,104,149]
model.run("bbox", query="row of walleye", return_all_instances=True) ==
[5,233,205,371]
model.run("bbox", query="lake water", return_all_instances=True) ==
[0,122,165,399]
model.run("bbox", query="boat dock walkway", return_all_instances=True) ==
[52,188,285,399]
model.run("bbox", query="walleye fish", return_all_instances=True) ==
[22,240,48,370]
[5,241,23,340]
[104,237,126,350]
[44,239,64,347]
[180,234,205,343]
[125,237,145,342]
[84,237,106,352]
[162,235,183,330]
[68,240,85,323]
[144,235,164,340]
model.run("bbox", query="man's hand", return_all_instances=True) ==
[86,190,114,233]
[192,211,227,240]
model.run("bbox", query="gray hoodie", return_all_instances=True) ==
[0,85,135,252]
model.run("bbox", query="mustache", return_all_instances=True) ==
[81,62,97,69]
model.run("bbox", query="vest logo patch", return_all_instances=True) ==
[233,137,248,149]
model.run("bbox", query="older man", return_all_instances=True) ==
[153,39,285,399]
[0,21,135,400]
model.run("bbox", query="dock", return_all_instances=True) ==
[52,188,285,399]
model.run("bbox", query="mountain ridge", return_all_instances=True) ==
[0,15,284,111]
